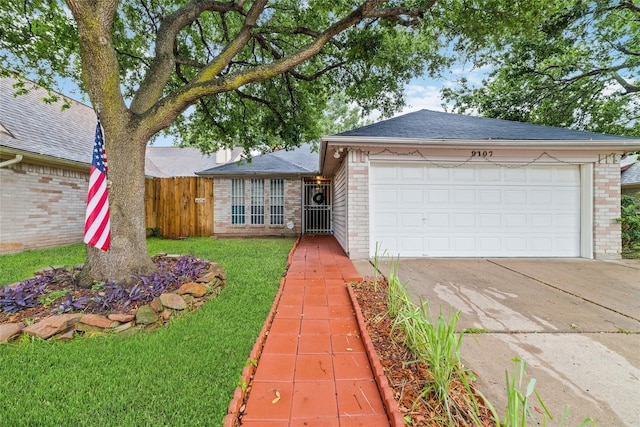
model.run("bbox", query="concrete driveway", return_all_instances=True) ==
[369,258,640,426]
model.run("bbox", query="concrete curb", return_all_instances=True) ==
[347,283,405,427]
[222,237,301,427]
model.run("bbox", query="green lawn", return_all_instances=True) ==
[0,237,295,426]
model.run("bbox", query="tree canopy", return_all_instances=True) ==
[0,0,558,284]
[442,0,640,136]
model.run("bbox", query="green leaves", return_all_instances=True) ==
[443,0,640,136]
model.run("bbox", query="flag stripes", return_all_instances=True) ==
[84,118,111,251]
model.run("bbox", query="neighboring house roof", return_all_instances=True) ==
[145,146,243,177]
[198,143,319,177]
[621,155,640,187]
[336,109,636,141]
[1,76,240,175]
[0,77,95,167]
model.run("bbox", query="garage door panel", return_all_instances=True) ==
[454,189,475,204]
[479,237,502,251]
[479,213,501,227]
[452,168,475,181]
[453,237,476,251]
[400,213,423,228]
[453,213,475,227]
[531,214,553,228]
[427,213,449,227]
[373,189,397,205]
[504,190,526,204]
[400,189,423,204]
[530,190,553,204]
[478,168,501,182]
[370,162,581,257]
[427,189,449,203]
[479,190,501,204]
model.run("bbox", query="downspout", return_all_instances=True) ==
[0,154,23,168]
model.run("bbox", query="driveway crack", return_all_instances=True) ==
[486,259,640,324]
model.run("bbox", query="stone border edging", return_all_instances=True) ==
[222,236,301,427]
[347,283,405,427]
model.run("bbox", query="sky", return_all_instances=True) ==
[56,64,487,147]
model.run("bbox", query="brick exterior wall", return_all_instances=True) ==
[345,150,370,259]
[213,177,302,236]
[0,160,88,253]
[593,159,622,259]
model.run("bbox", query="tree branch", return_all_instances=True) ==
[131,0,245,114]
[194,0,268,82]
[235,89,286,127]
[144,0,437,136]
[613,72,640,94]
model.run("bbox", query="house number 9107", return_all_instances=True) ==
[471,150,493,157]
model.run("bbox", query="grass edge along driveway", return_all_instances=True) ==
[0,237,295,427]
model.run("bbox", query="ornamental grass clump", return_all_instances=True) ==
[386,262,465,425]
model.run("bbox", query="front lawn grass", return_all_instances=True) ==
[0,237,294,426]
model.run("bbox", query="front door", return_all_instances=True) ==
[303,178,332,233]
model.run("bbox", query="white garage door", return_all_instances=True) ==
[370,162,581,257]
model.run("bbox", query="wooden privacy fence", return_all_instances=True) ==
[145,177,214,239]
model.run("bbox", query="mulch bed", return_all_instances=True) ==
[351,277,496,426]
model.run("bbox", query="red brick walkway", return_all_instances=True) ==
[239,235,392,427]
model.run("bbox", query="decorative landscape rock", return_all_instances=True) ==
[113,321,134,334]
[149,297,164,313]
[136,305,160,325]
[1,259,226,342]
[159,293,187,310]
[0,323,22,343]
[23,313,82,340]
[108,313,135,323]
[80,314,115,329]
[178,282,208,298]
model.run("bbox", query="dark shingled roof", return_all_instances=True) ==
[336,109,635,141]
[622,155,640,186]
[0,77,95,165]
[198,143,319,176]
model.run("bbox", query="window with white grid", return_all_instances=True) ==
[270,179,285,225]
[250,179,265,224]
[231,179,245,224]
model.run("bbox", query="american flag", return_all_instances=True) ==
[84,118,111,251]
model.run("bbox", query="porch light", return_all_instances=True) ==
[333,148,343,159]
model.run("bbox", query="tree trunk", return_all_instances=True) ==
[76,125,156,288]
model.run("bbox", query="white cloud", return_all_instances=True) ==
[399,83,446,115]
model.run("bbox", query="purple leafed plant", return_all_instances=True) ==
[0,268,64,313]
[92,256,209,312]
[57,293,89,314]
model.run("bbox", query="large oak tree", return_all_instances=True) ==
[0,0,553,286]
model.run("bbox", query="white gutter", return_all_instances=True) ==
[0,154,23,168]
